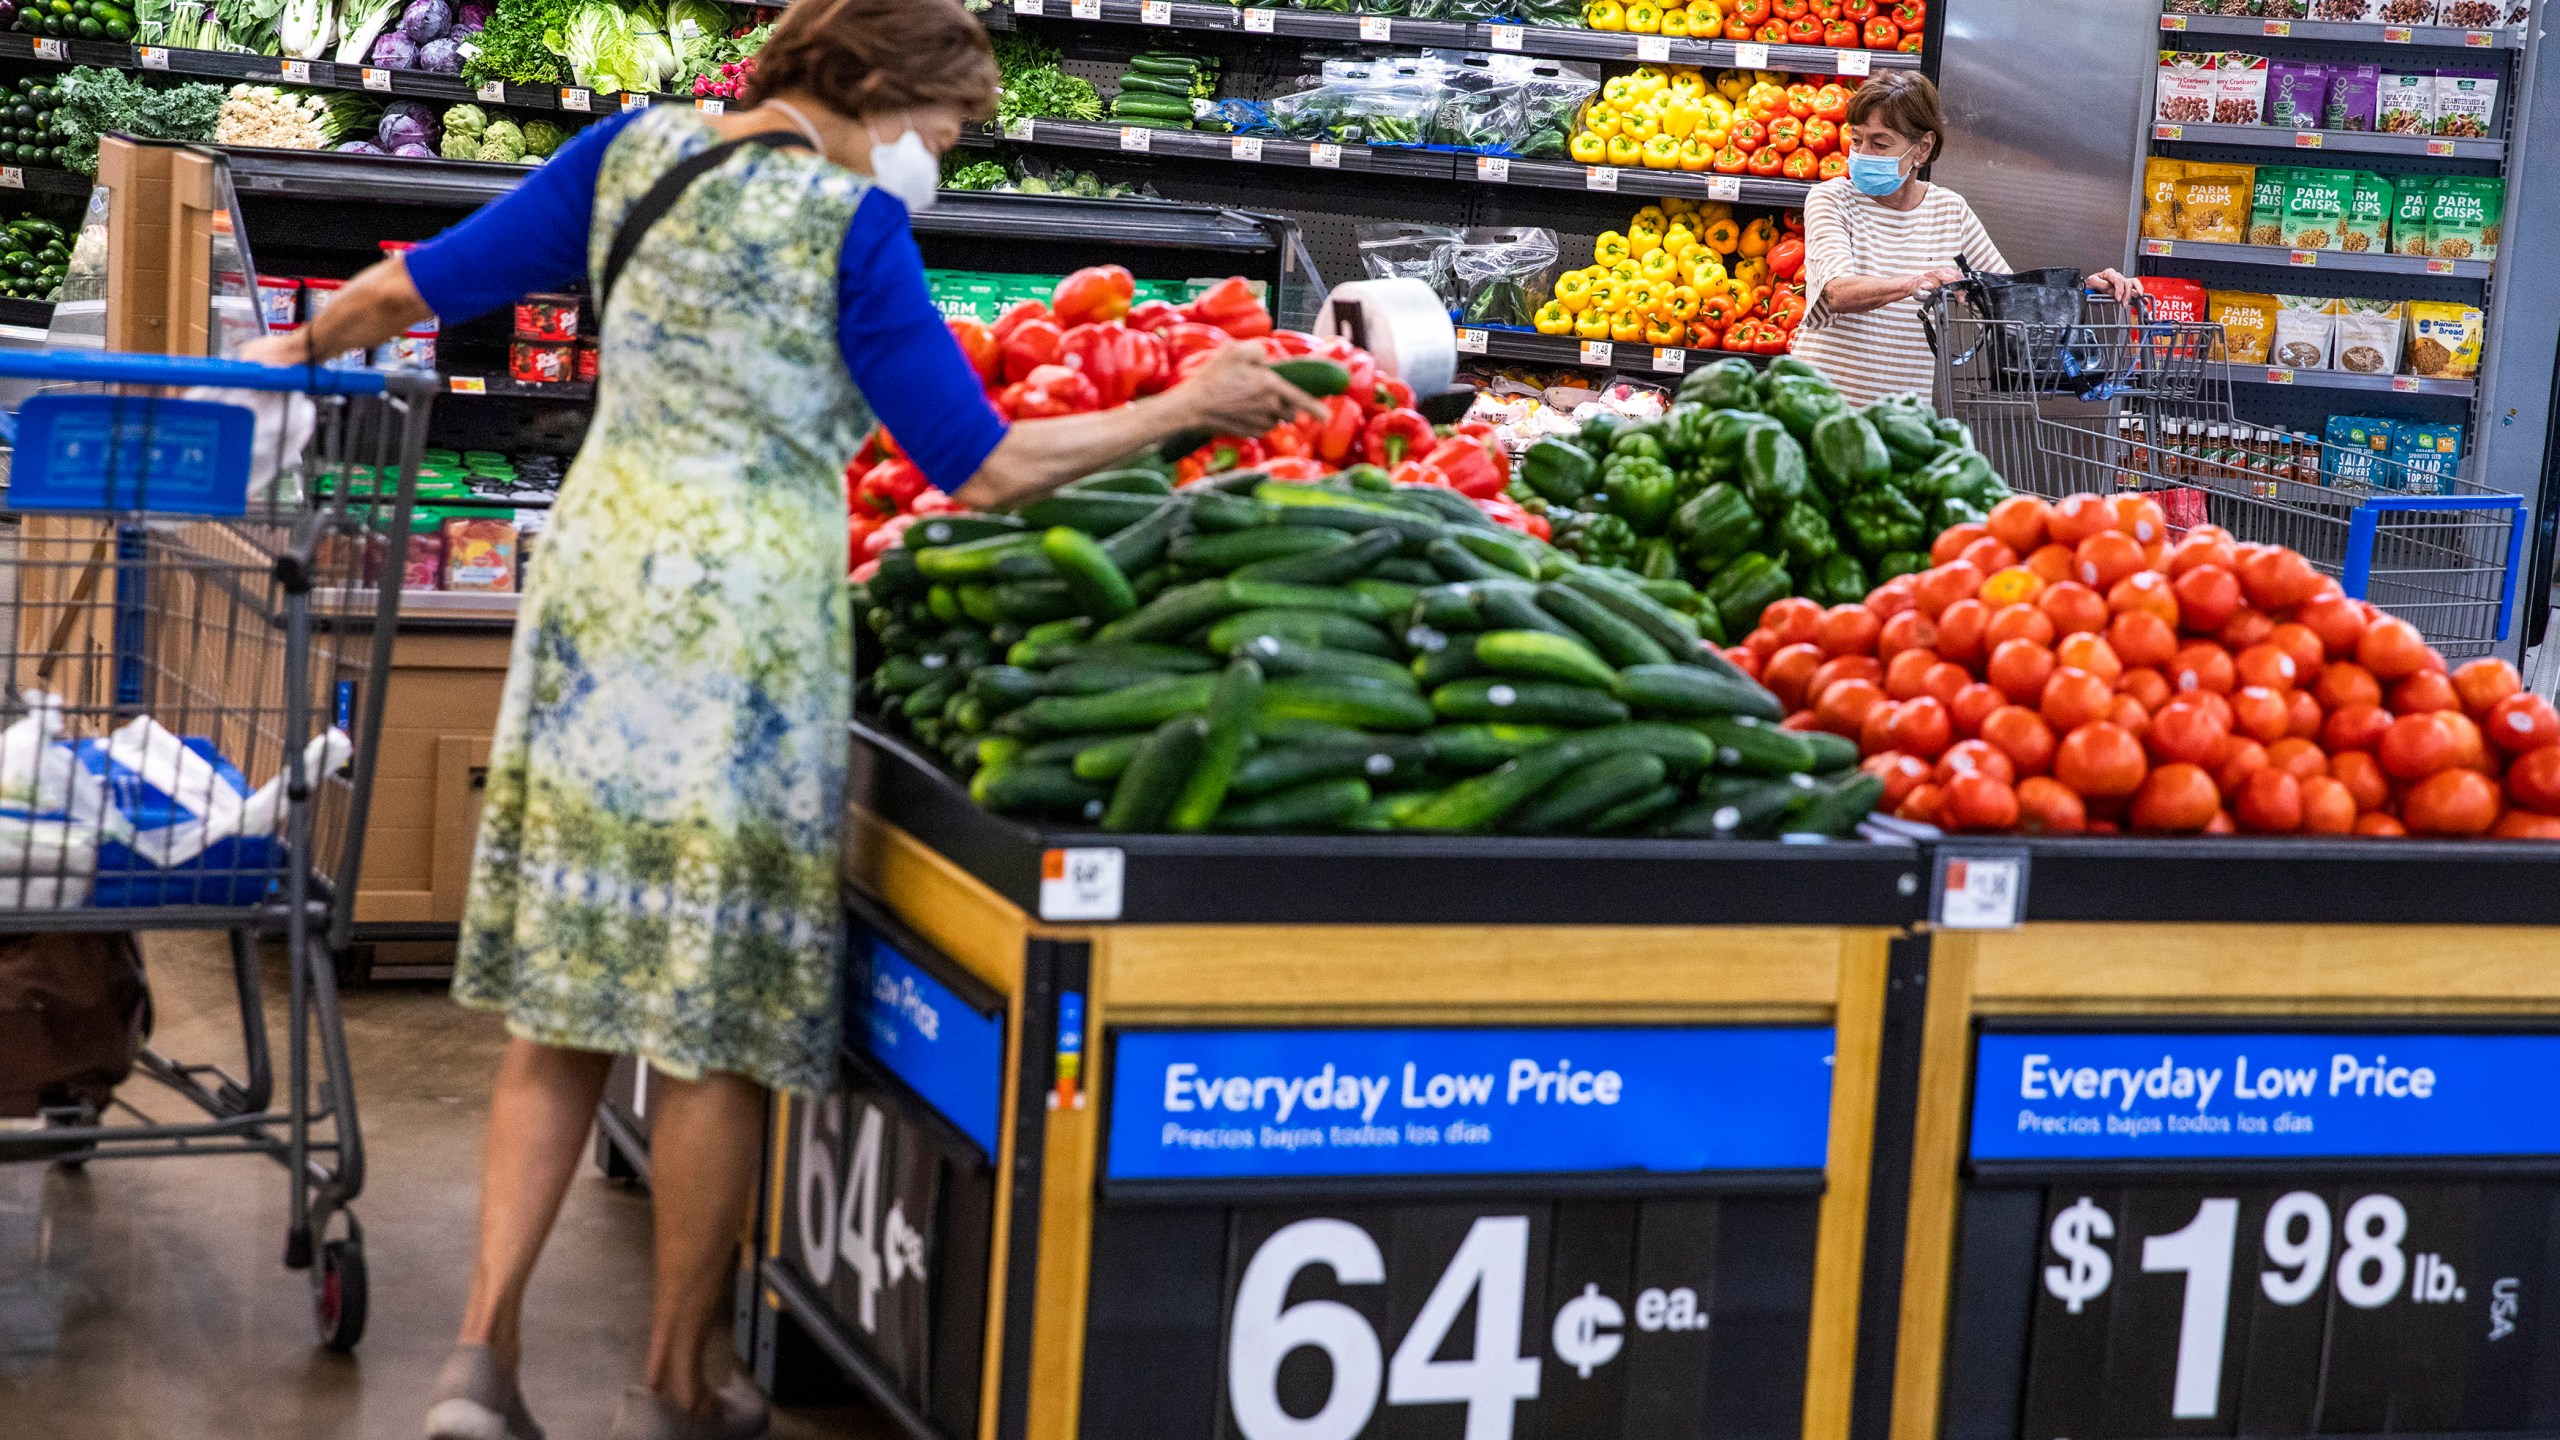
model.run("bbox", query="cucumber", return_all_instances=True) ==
[1041,663,1198,696]
[1017,491,1164,535]
[1536,584,1672,667]
[1392,483,1504,530]
[1223,580,1385,624]
[1412,585,1485,632]
[974,736,1025,773]
[1101,498,1182,573]
[1096,580,1248,643]
[1168,659,1265,832]
[1510,752,1668,833]
[1348,577,1420,618]
[902,671,962,720]
[1206,608,1398,658]
[1042,526,1137,619]
[1217,776,1372,831]
[1403,737,1591,831]
[1229,633,1417,691]
[1476,583,1581,640]
[914,532,1041,583]
[1430,677,1629,727]
[907,514,1026,548]
[1171,526,1346,572]
[1572,722,1720,775]
[1374,557,1444,585]
[1261,674,1437,731]
[1353,789,1444,830]
[1556,569,1704,656]
[970,764,1108,820]
[1426,536,1515,583]
[1251,486,1443,546]
[1198,468,1277,495]
[1232,737,1428,797]
[1188,491,1275,532]
[984,580,1081,625]
[1619,662,1786,723]
[1102,715,1210,832]
[983,549,1059,584]
[1451,528,1542,579]
[1025,641,1217,674]
[1070,732,1152,782]
[1068,468,1175,495]
[1020,732,1141,767]
[1409,632,1482,689]
[1802,728,1861,774]
[1588,783,1684,834]
[997,673,1217,736]
[956,584,1005,627]
[868,547,926,599]
[871,654,939,694]
[1004,618,1094,667]
[1665,772,1825,837]
[1268,358,1352,397]
[1695,714,1823,775]
[1780,771,1886,837]
[966,665,1045,712]
[1232,527,1403,586]
[1473,630,1619,690]
[1423,724,1564,770]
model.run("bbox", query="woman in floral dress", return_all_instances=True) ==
[243,2,1317,1434]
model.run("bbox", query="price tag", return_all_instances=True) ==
[1578,339,1613,366]
[1708,174,1741,200]
[2154,123,2183,140]
[1242,5,1275,29]
[138,45,168,68]
[1455,327,1488,355]
[2465,28,2494,43]
[1652,346,1688,373]
[1140,0,1171,21]
[1935,850,2028,929]
[2392,375,2424,392]
[1735,41,1770,67]
[1013,0,1043,13]
[560,87,592,111]
[1585,164,1619,191]
[1309,141,1341,167]
[1835,48,1871,74]
[476,80,505,102]
[1040,846,1124,922]
[2382,23,2413,39]
[1119,125,1151,151]
[1230,135,1262,161]
[2266,367,2294,384]
[32,38,65,60]
[447,376,488,395]
[2426,257,2459,273]
[1635,35,1671,60]
[695,97,724,113]
[2159,11,2186,25]
[2426,138,2455,155]
[2294,130,2323,147]
[1488,21,1523,48]
[1005,116,1036,140]
[1072,0,1100,13]
[1360,14,1392,38]
[279,58,311,82]
[2262,18,2291,33]
[1475,155,1509,182]
[0,168,22,190]
[2289,249,2317,266]
[2142,238,2174,256]
[621,92,651,111]
[361,66,392,91]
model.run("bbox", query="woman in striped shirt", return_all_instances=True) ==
[1790,72,2137,408]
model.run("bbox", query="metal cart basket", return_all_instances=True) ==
[0,348,435,1352]
[1930,291,2526,659]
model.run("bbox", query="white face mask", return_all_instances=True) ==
[867,125,940,212]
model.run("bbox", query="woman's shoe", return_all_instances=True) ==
[713,1372,773,1440]
[605,1379,772,1440]
[422,1344,546,1440]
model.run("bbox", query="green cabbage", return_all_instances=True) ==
[475,116,524,162]
[556,0,673,95]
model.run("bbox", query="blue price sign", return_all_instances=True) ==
[854,934,1004,1159]
[7,395,254,515]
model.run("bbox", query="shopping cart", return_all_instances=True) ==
[1928,291,2526,659]
[0,348,435,1352]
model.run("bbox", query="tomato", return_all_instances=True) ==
[1935,598,1990,666]
[1868,575,1919,620]
[2130,762,2220,832]
[2169,642,2235,696]
[2321,702,2392,754]
[2356,812,2409,838]
[1920,661,1972,708]
[1987,602,2056,649]
[2075,530,2147,592]
[2088,611,2168,682]
[2119,667,2172,714]
[1936,738,2017,787]
[2041,667,2115,732]
[2299,775,2357,834]
[2266,737,2328,780]
[1961,537,2020,577]
[2490,810,2560,840]
[1987,495,2052,555]
[2108,570,2179,624]
[1862,698,1901,757]
[2167,532,2237,577]
[2015,775,2087,833]
[2293,591,2369,658]
[2454,658,2525,716]
[1878,608,1940,662]
[2356,617,2436,680]
[1863,751,1933,810]
[1745,627,1783,660]
[2230,685,2290,745]
[2234,768,2303,833]
[1987,638,2057,704]
[2216,738,2269,798]
[1951,682,2005,739]
[1941,771,2021,832]
[1979,705,2057,777]
[2147,696,2230,766]
[1726,646,1763,679]
[2240,547,2323,611]
[2505,746,2560,815]
[2204,808,2238,835]
[2025,543,2077,586]
[1886,696,1954,758]
[1896,781,1944,825]
[1762,643,1825,711]
[2316,663,2382,713]
[1980,565,2047,609]
[1818,604,1882,658]
[2111,694,2154,734]
[1885,647,1938,701]
[1783,711,1824,732]
[2054,632,2124,686]
[1914,561,1985,619]
[2054,721,2147,799]
[1816,677,1888,738]
[2170,565,2242,636]
[2285,687,2324,740]
[2442,711,2491,772]
[1930,523,1990,567]
[2048,492,2116,547]
[2486,693,2560,753]
[2327,749,2387,811]
[2390,670,2459,715]
[2267,623,2325,679]
[2233,643,2302,692]
[1763,597,1823,647]
[2379,712,2457,781]
[2403,767,2500,836]
[2219,609,2276,652]
[1809,655,1884,708]
[2038,581,2109,636]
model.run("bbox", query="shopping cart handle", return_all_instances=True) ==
[0,349,390,394]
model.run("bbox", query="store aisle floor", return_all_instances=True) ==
[0,933,891,1440]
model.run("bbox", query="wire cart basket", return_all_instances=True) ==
[0,348,435,1352]
[1929,292,2526,659]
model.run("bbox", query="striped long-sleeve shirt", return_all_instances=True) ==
[1789,177,2008,409]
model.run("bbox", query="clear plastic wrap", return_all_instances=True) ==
[1450,227,1559,328]
[1427,53,1530,153]
[1269,61,1445,145]
[1357,222,1465,310]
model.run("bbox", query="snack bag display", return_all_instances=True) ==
[2209,290,2281,364]
[2267,61,2329,128]
[2322,414,2394,488]
[2142,158,2188,240]
[2379,71,2434,132]
[2428,177,2501,259]
[2343,172,2394,252]
[2392,420,2464,495]
[2280,168,2354,249]
[2325,64,2380,130]
[2331,298,2405,376]
[2138,276,2208,323]
[2435,69,2500,136]
[2271,296,2336,370]
[2392,176,2436,255]
[2175,163,2255,243]
[2156,51,2218,124]
[2249,167,2293,245]
[2214,52,2270,124]
[2407,301,2484,378]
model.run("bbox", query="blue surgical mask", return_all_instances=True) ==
[1847,150,1909,197]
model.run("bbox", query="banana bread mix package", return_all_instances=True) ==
[2392,175,2436,255]
[2342,171,2394,252]
[2175,163,2255,242]
[2248,166,2293,245]
[2406,301,2483,378]
[2142,157,2187,240]
[2281,168,2355,249]
[2209,290,2281,364]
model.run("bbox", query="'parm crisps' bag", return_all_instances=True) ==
[2428,177,2501,260]
[2210,290,2281,364]
[2248,166,2293,246]
[2143,158,2188,241]
[2343,171,2394,252]
[2176,164,2256,243]
[2392,176,2435,255]
[2281,168,2355,249]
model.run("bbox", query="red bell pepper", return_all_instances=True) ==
[1361,409,1434,469]
[1187,277,1274,340]
[1767,117,1803,153]
[990,299,1050,346]
[1803,117,1839,154]
[1898,30,1925,49]
[946,318,999,386]
[1772,0,1806,17]
[1267,329,1319,357]
[1754,18,1791,40]
[1727,118,1765,153]
[851,456,924,515]
[1747,147,1787,176]
[1787,16,1823,41]
[850,555,880,583]
[1768,235,1806,280]
[1010,363,1101,418]
[1051,265,1135,328]
[1890,0,1926,25]
[1125,298,1182,333]
[1060,321,1165,407]
[1418,438,1504,499]
[1262,457,1329,482]
[1863,15,1899,43]
[1185,435,1267,477]
[1474,494,1548,540]
[1001,318,1065,385]
[1782,148,1820,181]
[1314,394,1366,463]
[1714,146,1751,174]
[1836,0,1873,20]
[1814,82,1853,118]
[1373,376,1416,413]
[864,513,916,557]
[1821,17,1856,44]
[1263,422,1312,460]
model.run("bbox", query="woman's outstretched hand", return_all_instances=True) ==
[1169,342,1325,436]
[2089,268,2141,304]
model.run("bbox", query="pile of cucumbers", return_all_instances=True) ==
[855,464,1883,838]
[0,78,60,172]
[0,211,68,301]
[1108,50,1217,131]
[12,0,133,41]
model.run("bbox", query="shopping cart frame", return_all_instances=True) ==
[0,349,435,1354]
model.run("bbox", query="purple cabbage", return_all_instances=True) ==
[336,140,386,154]
[393,142,436,158]
[379,102,435,149]
[418,37,461,72]
[370,30,418,68]
[455,0,489,26]
[398,0,452,41]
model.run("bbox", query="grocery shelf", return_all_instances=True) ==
[2157,11,2521,47]
[441,372,591,399]
[2149,119,2504,161]
[1468,324,1772,376]
[1475,153,1811,205]
[2136,235,2491,278]
[2231,364,2475,397]
[0,296,51,327]
[1943,834,2560,925]
[852,720,1930,927]
[221,145,535,204]
[921,191,1292,251]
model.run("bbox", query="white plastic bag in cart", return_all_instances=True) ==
[180,385,315,501]
[100,717,351,869]
[0,812,100,909]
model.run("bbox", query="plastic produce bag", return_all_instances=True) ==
[1451,227,1559,328]
[1428,53,1529,153]
[1509,56,1598,159]
[1331,67,1444,147]
[1357,223,1464,310]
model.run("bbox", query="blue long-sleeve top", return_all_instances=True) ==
[402,110,1006,492]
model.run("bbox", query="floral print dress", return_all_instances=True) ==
[451,110,872,1096]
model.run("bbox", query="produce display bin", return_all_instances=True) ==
[1883,839,2560,1440]
[749,720,1930,1440]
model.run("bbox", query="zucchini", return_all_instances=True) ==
[1167,659,1266,832]
[1171,526,1346,572]
[1615,664,1785,722]
[1268,358,1352,397]
[1451,528,1542,579]
[1429,677,1629,727]
[1102,715,1210,832]
[1780,771,1886,837]
[1409,632,1482,689]
[1112,93,1198,121]
[1232,527,1402,586]
[1070,732,1152,782]
[1510,752,1668,833]
[1695,714,1822,775]
[997,673,1217,736]
[1206,608,1397,658]
[1017,491,1164,535]
[1042,526,1137,619]
[1426,536,1515,583]
[1403,737,1591,831]
[1476,583,1581,640]
[1423,724,1565,770]
[1588,783,1684,834]
[1572,722,1720,775]
[1473,630,1619,690]
[1536,584,1672,667]
[1217,776,1372,831]
[1229,633,1417,691]
[1100,498,1182,574]
[914,531,1039,583]
[1664,772,1824,837]
[970,764,1108,821]
[1261,674,1437,731]
[1096,580,1248,643]
[907,514,1026,548]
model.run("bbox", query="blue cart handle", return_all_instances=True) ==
[0,348,391,395]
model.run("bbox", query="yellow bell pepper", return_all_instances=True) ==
[1701,95,1735,132]
[1644,314,1685,345]
[1593,230,1632,265]
[1677,138,1714,170]
[1659,8,1689,35]
[1554,271,1595,313]
[1569,131,1609,163]
[1588,276,1621,312]
[1601,76,1639,106]
[1754,68,1787,87]
[1639,247,1680,282]
[1624,0,1661,30]
[1585,0,1626,27]
[1739,216,1778,258]
[1606,134,1644,167]
[1622,279,1658,312]
[1713,69,1750,101]
[1619,109,1659,142]
[1659,97,1702,139]
[1610,312,1649,343]
[1574,307,1612,340]
[1686,0,1723,30]
[1703,216,1741,255]
[1664,284,1702,321]
[1628,217,1663,249]
[1640,133,1681,169]
[1682,255,1728,290]
[1694,196,1733,223]
[1664,224,1697,252]
[1630,65,1669,98]
[1745,82,1786,113]
[1734,254,1771,291]
[1668,70,1707,101]
[1608,259,1641,282]
[1660,196,1697,217]
[1632,204,1670,232]
[1534,301,1575,336]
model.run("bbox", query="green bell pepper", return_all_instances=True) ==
[1608,429,1668,465]
[1932,494,1994,532]
[1602,456,1680,534]
[1932,416,1975,450]
[1521,437,1598,505]
[1808,551,1870,607]
[1762,376,1848,442]
[1764,355,1827,389]
[1809,412,1892,498]
[1842,486,1928,559]
[1776,500,1838,571]
[1678,357,1760,411]
[1577,413,1624,455]
[1703,551,1792,638]
[1659,402,1714,463]
[1634,535,1681,581]
[1672,481,1758,568]
[1739,425,1812,515]
[1865,403,1942,472]
[1913,448,2000,506]
[1876,550,1930,581]
[1567,511,1637,568]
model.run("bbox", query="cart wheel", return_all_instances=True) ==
[315,1238,368,1352]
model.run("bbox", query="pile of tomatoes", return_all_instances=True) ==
[1726,491,2560,839]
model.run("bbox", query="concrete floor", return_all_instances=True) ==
[0,932,892,1440]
